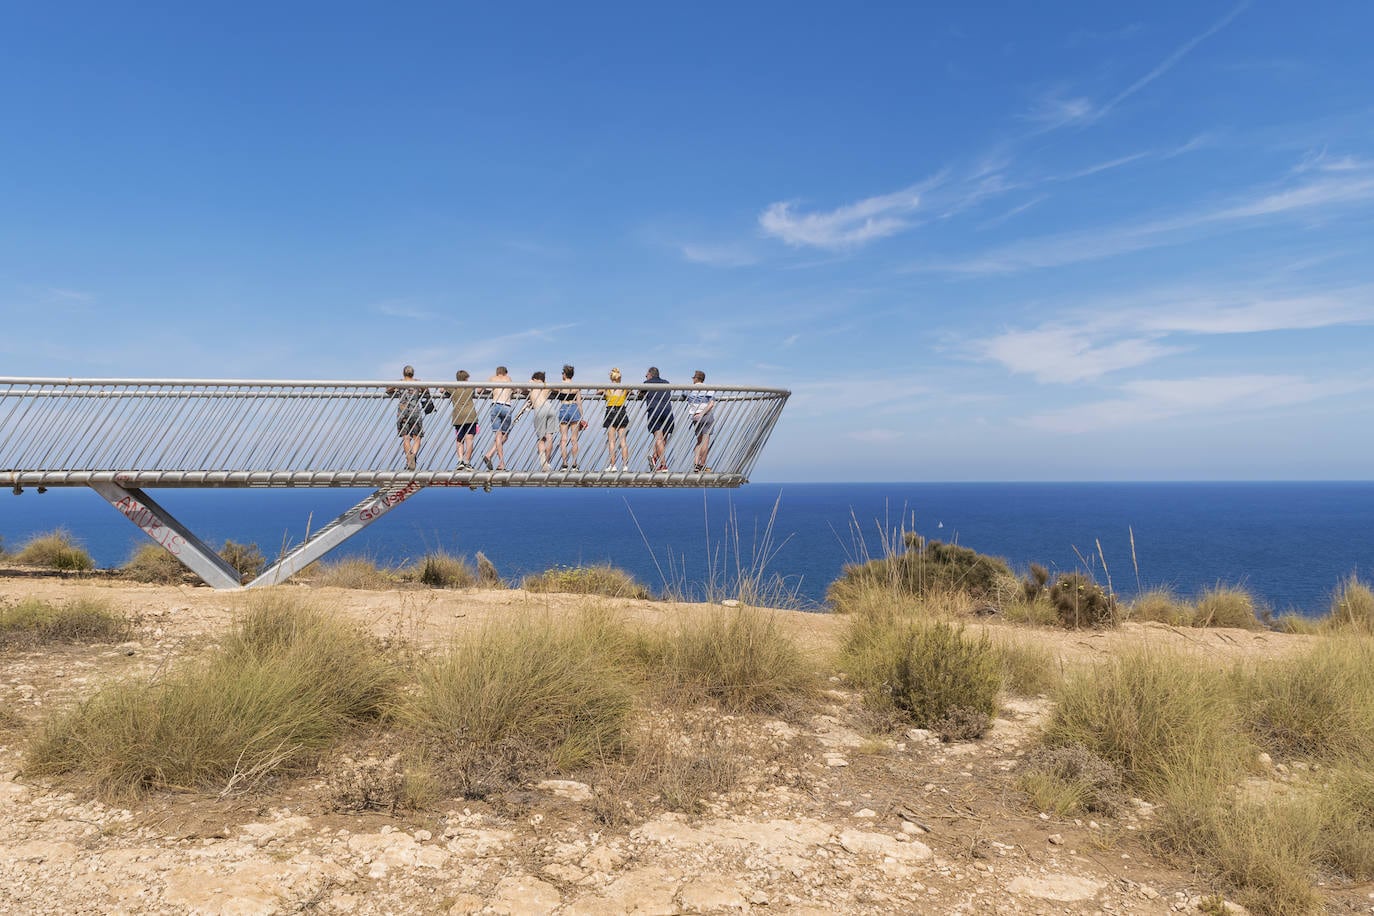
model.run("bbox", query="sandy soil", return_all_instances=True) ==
[0,574,1353,915]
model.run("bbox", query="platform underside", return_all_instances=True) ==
[4,469,746,488]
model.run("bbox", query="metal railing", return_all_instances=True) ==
[0,378,789,489]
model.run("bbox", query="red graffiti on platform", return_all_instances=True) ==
[358,480,424,522]
[112,496,186,556]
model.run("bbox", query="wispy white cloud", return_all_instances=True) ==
[758,182,932,249]
[976,327,1180,384]
[371,299,439,321]
[921,172,1374,275]
[849,428,903,443]
[1023,2,1250,130]
[1099,1,1250,116]
[1026,373,1367,433]
[977,194,1048,230]
[679,242,758,267]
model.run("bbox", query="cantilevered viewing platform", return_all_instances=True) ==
[1,378,789,589]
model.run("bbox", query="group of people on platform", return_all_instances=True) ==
[385,365,716,474]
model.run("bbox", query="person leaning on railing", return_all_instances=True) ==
[385,364,433,471]
[445,369,479,469]
[642,366,674,472]
[602,367,630,471]
[687,369,715,473]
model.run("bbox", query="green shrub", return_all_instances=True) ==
[1325,576,1374,633]
[828,534,1014,609]
[633,607,815,714]
[1043,648,1246,796]
[412,551,476,589]
[1021,562,1050,601]
[844,617,1000,740]
[25,592,397,798]
[121,543,187,583]
[522,564,651,600]
[0,597,132,648]
[1193,585,1261,629]
[220,540,266,582]
[13,530,93,571]
[1128,588,1194,626]
[1049,572,1118,629]
[1238,636,1374,762]
[403,609,635,793]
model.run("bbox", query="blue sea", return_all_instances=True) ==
[3,482,1372,615]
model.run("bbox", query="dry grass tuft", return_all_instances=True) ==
[13,530,94,571]
[997,639,1061,696]
[1043,647,1246,796]
[1128,588,1194,626]
[24,591,398,799]
[844,615,1001,740]
[1324,576,1374,633]
[522,564,651,600]
[310,557,398,590]
[402,609,635,796]
[633,607,816,715]
[0,597,133,649]
[474,551,504,588]
[408,551,476,589]
[1238,636,1374,762]
[121,543,188,584]
[1020,743,1125,816]
[1193,585,1261,630]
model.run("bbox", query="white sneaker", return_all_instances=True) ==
[606,464,617,472]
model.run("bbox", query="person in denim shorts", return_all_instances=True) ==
[481,366,514,471]
[556,364,585,470]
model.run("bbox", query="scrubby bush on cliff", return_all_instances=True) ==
[1325,576,1374,633]
[121,544,187,584]
[1193,585,1261,629]
[25,592,397,798]
[522,563,651,600]
[219,540,266,582]
[0,597,132,649]
[13,530,93,571]
[828,533,1015,610]
[844,616,1000,740]
[1049,572,1118,629]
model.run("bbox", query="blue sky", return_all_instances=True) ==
[3,2,1371,481]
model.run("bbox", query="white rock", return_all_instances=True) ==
[1006,874,1105,902]
[536,779,594,802]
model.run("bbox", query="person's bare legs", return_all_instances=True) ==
[569,423,580,467]
[559,424,572,468]
[538,433,552,470]
[651,429,668,469]
[605,428,616,469]
[617,428,630,467]
[483,430,506,470]
[694,431,710,469]
[404,434,422,470]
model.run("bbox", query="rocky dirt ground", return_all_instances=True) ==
[0,574,1362,915]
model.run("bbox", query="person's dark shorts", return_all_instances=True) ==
[603,405,629,429]
[648,412,674,435]
[453,422,478,440]
[397,414,423,437]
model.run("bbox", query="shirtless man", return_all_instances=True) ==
[481,366,515,471]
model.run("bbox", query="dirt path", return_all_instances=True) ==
[0,576,1331,915]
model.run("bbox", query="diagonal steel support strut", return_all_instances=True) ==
[92,481,427,590]
[245,481,426,588]
[91,482,244,589]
